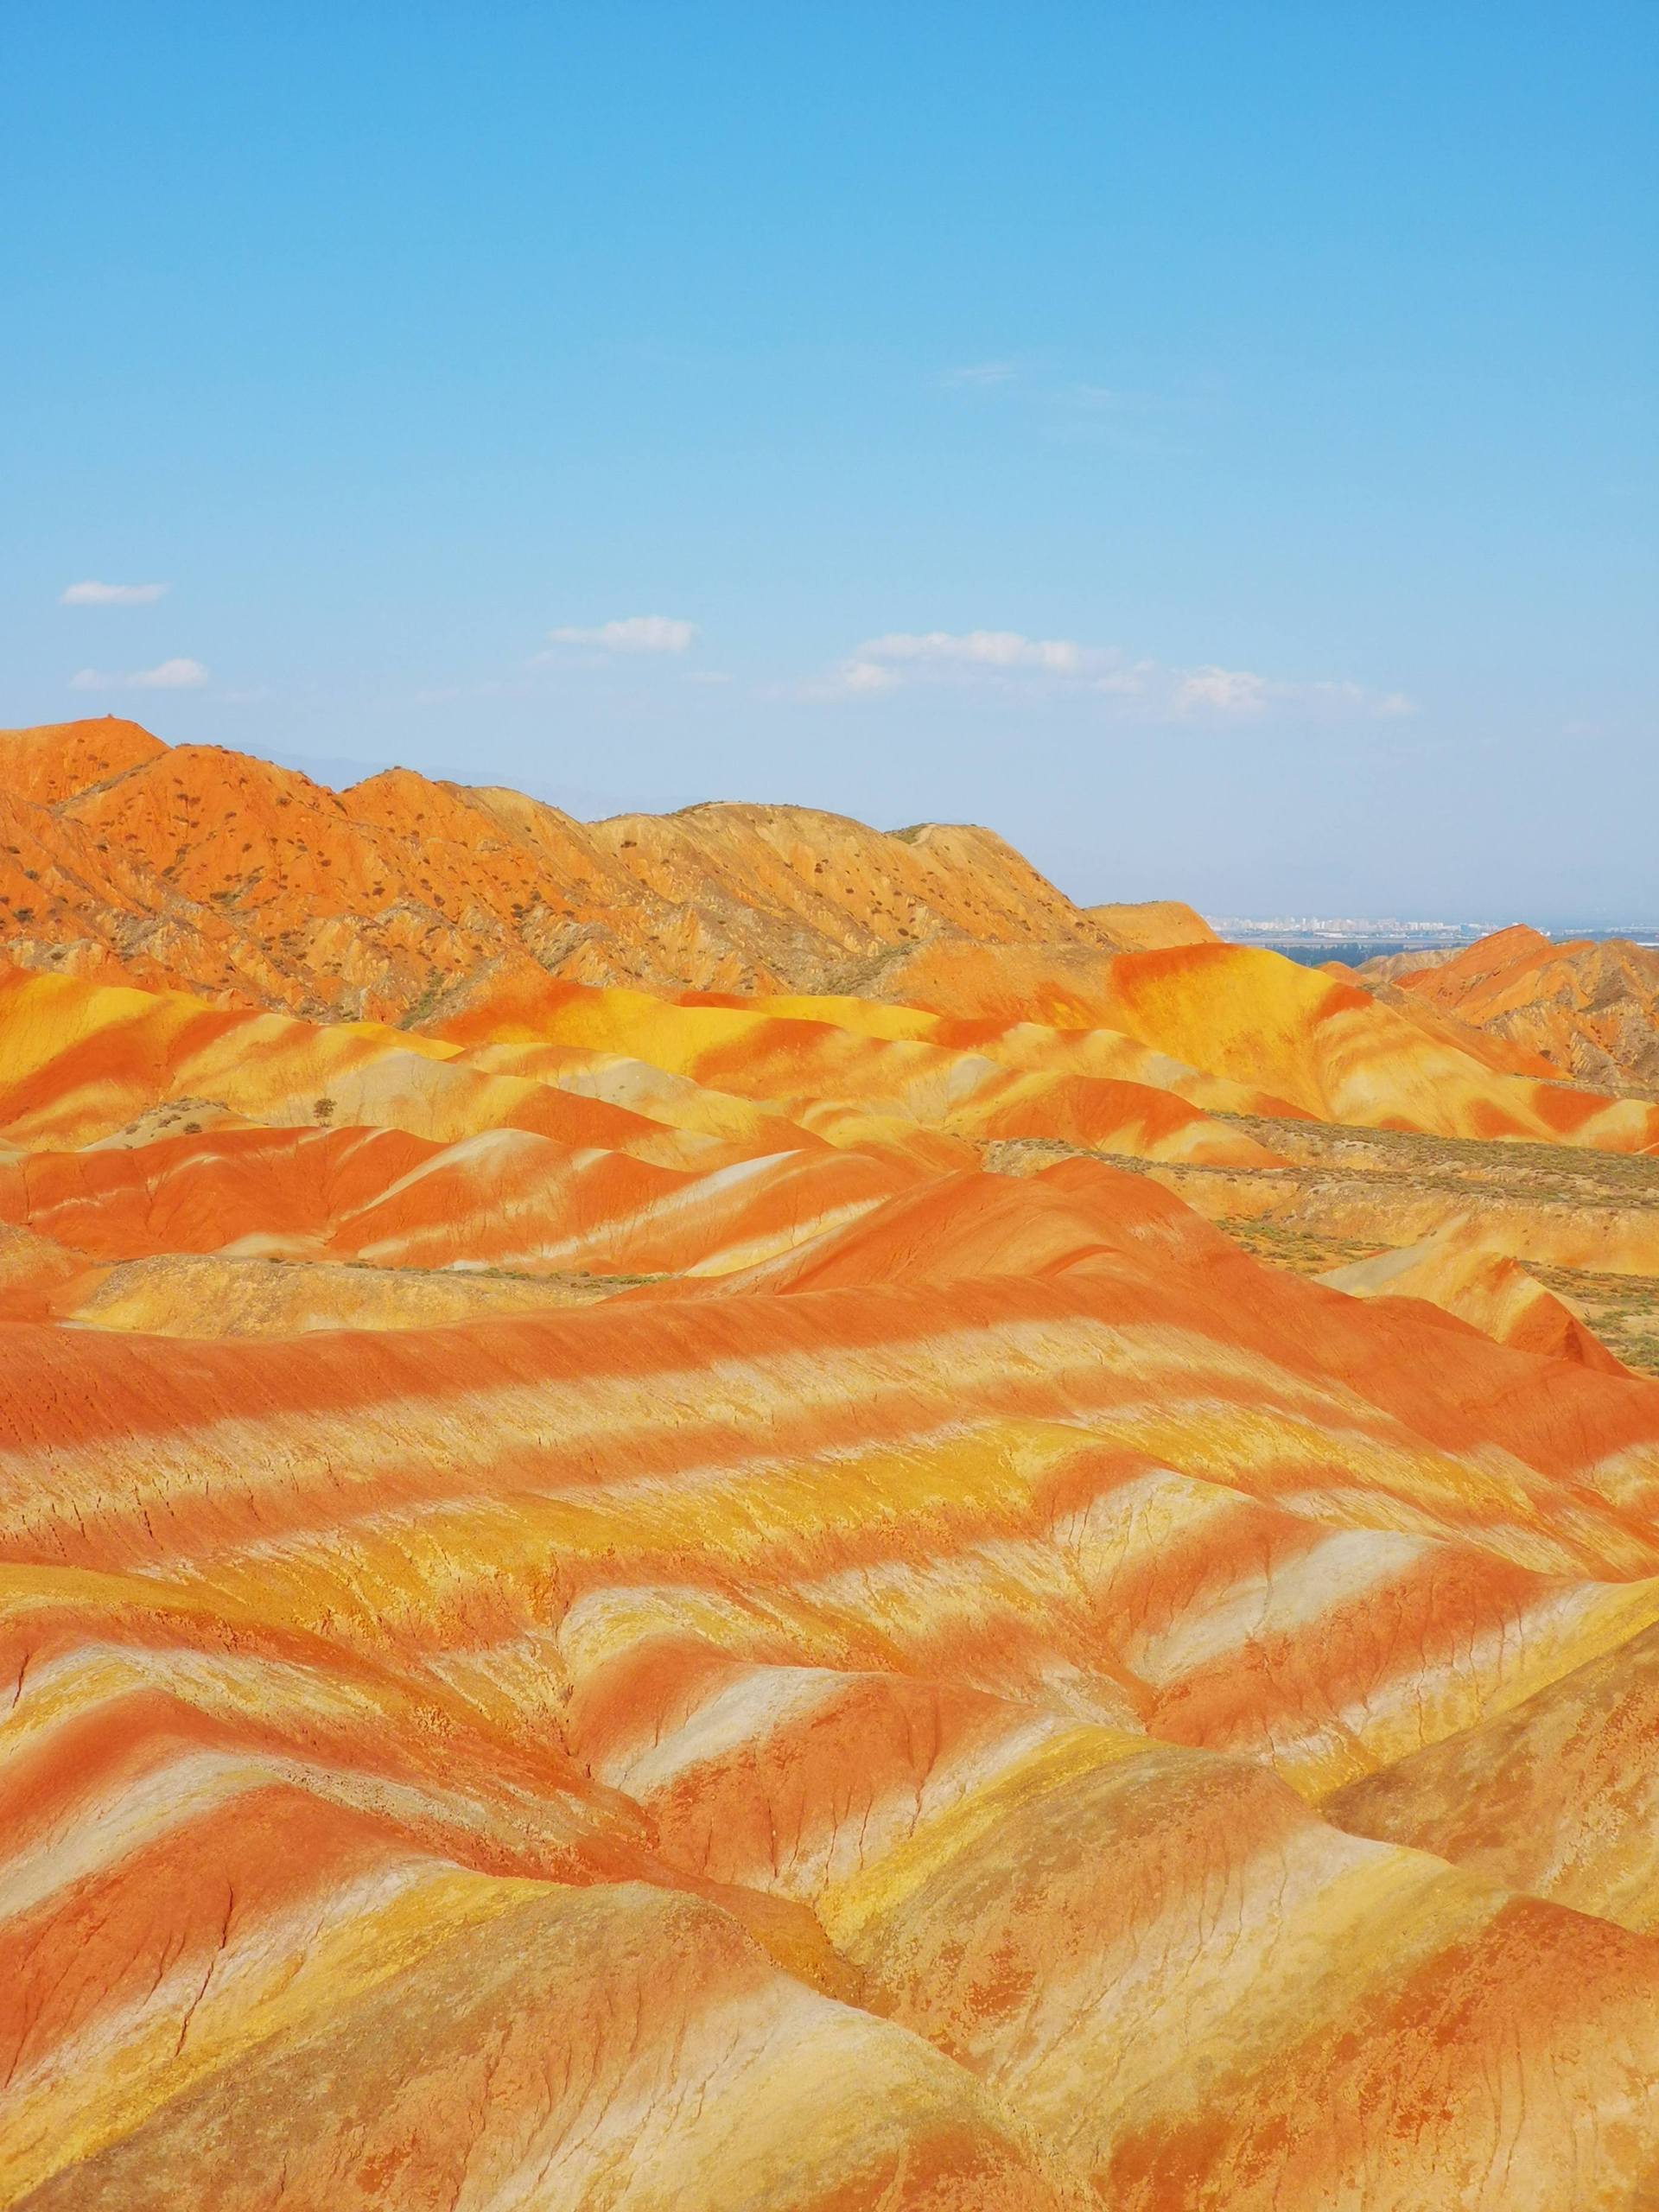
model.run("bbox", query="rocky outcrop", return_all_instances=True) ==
[0,719,1187,1020]
[1371,924,1659,1095]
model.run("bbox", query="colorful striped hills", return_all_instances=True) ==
[5,717,1659,2209]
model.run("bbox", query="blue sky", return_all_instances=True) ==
[3,3,1654,918]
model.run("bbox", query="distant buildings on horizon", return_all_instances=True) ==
[1210,916,1475,939]
[1206,915,1659,955]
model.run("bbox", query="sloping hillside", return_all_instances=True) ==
[0,718,1202,1019]
[9,715,1659,2209]
[1369,924,1659,1095]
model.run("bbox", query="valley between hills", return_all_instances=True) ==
[6,715,1659,2208]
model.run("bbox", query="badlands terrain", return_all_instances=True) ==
[5,715,1659,2208]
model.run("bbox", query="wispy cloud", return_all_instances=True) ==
[802,628,1414,721]
[1170,666,1414,719]
[70,657,210,692]
[546,615,698,655]
[1065,384,1136,411]
[60,580,169,606]
[405,677,535,707]
[859,628,1084,675]
[940,361,1018,391]
[936,359,1218,459]
[791,658,900,703]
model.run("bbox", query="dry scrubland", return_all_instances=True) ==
[5,718,1659,2207]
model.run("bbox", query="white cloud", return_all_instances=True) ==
[804,628,1414,721]
[790,658,902,703]
[132,657,209,690]
[841,659,901,695]
[860,629,1084,675]
[70,657,209,692]
[941,361,1018,390]
[60,580,169,606]
[1173,666,1274,716]
[547,615,698,655]
[1172,669,1416,720]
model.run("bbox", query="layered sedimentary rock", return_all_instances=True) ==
[1366,924,1659,1096]
[1319,1222,1632,1373]
[0,718,1205,1020]
[1328,1614,1659,1936]
[7,718,1659,2208]
[10,1181,1659,2205]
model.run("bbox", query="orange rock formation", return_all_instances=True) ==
[0,717,1210,1022]
[1370,923,1659,1095]
[1319,1222,1632,1373]
[5,716,1659,2207]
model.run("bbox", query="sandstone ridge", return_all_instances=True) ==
[0,717,1209,1022]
